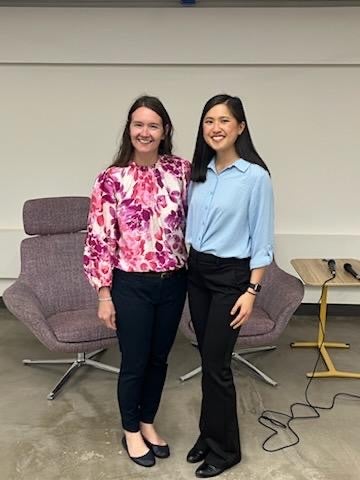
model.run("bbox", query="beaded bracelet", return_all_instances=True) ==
[98,297,112,302]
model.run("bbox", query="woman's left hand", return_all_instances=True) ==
[229,292,256,329]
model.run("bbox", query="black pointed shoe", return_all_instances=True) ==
[143,437,170,458]
[195,462,231,478]
[186,445,208,464]
[121,436,155,467]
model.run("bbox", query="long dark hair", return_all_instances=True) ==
[192,94,270,182]
[111,95,173,167]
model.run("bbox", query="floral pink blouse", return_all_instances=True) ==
[84,155,191,291]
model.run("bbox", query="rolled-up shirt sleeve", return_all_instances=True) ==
[83,169,119,291]
[248,170,274,270]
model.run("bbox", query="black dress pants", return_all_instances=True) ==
[188,248,250,468]
[111,267,187,432]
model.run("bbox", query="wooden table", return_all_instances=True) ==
[291,258,360,379]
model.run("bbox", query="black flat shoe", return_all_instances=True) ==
[143,437,170,458]
[186,445,208,464]
[195,461,237,478]
[121,436,155,467]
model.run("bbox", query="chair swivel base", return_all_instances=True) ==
[23,349,120,400]
[179,346,278,386]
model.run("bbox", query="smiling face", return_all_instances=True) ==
[129,106,165,156]
[202,103,245,155]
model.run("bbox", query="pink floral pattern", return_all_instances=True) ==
[84,155,191,291]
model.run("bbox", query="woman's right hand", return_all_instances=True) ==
[98,300,116,330]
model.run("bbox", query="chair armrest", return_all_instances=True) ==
[3,281,58,348]
[256,268,304,328]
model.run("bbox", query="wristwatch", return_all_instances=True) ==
[248,282,262,293]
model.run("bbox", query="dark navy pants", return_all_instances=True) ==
[111,267,187,432]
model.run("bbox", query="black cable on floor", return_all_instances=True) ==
[258,273,360,452]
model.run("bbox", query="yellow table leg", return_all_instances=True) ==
[308,371,360,379]
[291,285,360,379]
[291,341,349,348]
[318,285,327,345]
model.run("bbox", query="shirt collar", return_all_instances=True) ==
[208,157,251,173]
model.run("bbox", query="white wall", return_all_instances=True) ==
[0,7,359,303]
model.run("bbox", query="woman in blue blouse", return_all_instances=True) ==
[185,94,274,478]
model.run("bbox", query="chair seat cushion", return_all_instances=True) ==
[239,307,275,337]
[48,308,117,343]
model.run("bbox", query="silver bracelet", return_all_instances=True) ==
[98,297,112,302]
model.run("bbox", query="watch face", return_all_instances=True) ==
[249,283,261,292]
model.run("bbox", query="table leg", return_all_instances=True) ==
[291,285,360,379]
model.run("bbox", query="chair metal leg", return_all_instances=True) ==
[85,358,120,373]
[47,361,81,400]
[86,349,106,360]
[179,366,202,382]
[179,345,278,386]
[232,352,278,386]
[23,358,76,365]
[22,350,119,400]
[235,345,276,355]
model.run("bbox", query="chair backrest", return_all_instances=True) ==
[18,197,97,317]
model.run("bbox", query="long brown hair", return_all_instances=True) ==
[111,95,173,167]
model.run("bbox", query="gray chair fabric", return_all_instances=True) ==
[179,261,304,385]
[3,197,119,399]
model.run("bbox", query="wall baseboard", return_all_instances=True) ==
[1,296,359,317]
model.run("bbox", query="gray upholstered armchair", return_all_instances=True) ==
[3,197,119,400]
[179,261,304,386]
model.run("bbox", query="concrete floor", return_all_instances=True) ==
[1,307,360,480]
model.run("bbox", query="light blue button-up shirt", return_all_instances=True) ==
[186,158,274,270]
